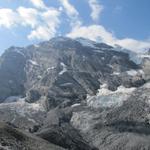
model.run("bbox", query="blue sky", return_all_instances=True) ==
[0,0,150,54]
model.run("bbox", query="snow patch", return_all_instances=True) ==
[0,99,45,117]
[71,103,81,108]
[82,56,86,61]
[87,84,136,108]
[143,82,150,89]
[113,45,142,64]
[100,83,107,88]
[34,44,39,48]
[47,67,55,72]
[127,70,139,76]
[139,54,150,58]
[28,118,37,123]
[76,38,97,49]
[11,114,17,123]
[13,48,25,57]
[59,62,67,75]
[28,60,39,66]
[97,85,136,96]
[127,69,145,76]
[37,75,42,79]
[113,72,120,75]
[60,82,72,87]
[101,57,104,60]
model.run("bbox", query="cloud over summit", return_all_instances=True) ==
[0,0,149,52]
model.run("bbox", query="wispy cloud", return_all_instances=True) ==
[88,0,104,22]
[0,0,149,52]
[59,0,81,27]
[67,25,114,43]
[67,25,150,52]
[28,9,60,40]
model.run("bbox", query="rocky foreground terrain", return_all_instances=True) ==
[0,37,150,150]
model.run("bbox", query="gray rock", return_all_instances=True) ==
[0,122,65,150]
[36,124,97,150]
[0,37,149,150]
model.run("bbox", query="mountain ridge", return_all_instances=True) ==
[0,37,150,150]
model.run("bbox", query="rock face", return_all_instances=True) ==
[0,37,144,105]
[0,37,150,150]
[0,47,26,101]
[36,124,97,150]
[0,122,65,150]
[71,82,150,150]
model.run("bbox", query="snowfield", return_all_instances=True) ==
[87,84,136,108]
[0,99,45,116]
[76,38,98,49]
[126,69,145,76]
[0,98,46,129]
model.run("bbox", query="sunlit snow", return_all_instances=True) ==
[76,38,98,49]
[59,62,67,75]
[87,84,136,108]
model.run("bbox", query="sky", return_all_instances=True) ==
[0,0,150,54]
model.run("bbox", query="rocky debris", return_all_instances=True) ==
[25,89,41,103]
[105,82,150,124]
[0,122,65,150]
[0,99,46,130]
[36,124,97,150]
[142,58,150,80]
[70,82,150,150]
[34,106,98,150]
[87,85,136,108]
[42,107,73,127]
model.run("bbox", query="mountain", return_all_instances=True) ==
[0,122,65,150]
[0,37,150,150]
[0,37,145,103]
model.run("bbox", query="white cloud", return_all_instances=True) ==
[59,0,78,17]
[0,5,61,41]
[28,26,53,40]
[59,0,81,27]
[28,9,60,40]
[29,0,46,9]
[67,25,114,43]
[67,25,150,52]
[41,9,60,27]
[17,7,39,28]
[0,9,19,28]
[116,38,150,51]
[27,8,60,40]
[88,0,104,22]
[0,0,149,52]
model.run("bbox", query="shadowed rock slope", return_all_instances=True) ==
[0,122,65,150]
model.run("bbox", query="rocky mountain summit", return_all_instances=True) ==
[0,37,150,150]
